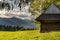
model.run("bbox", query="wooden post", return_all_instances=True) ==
[40,21,42,32]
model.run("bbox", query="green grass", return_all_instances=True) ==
[0,30,60,40]
[0,22,60,40]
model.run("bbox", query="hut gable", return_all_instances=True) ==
[36,3,60,32]
[36,3,60,21]
[44,3,60,14]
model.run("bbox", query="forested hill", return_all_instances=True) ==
[31,0,60,14]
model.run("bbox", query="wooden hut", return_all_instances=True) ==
[36,3,60,32]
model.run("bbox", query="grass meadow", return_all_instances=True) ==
[0,22,60,40]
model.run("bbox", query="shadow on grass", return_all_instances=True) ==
[40,28,60,33]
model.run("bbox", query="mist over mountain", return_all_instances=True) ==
[0,0,33,20]
[0,0,37,29]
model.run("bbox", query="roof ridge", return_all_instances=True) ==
[43,3,60,14]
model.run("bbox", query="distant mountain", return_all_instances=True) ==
[0,0,37,29]
[0,17,37,29]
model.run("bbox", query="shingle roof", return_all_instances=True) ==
[36,14,60,20]
[44,3,60,14]
[36,3,60,21]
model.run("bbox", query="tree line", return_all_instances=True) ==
[0,25,36,31]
